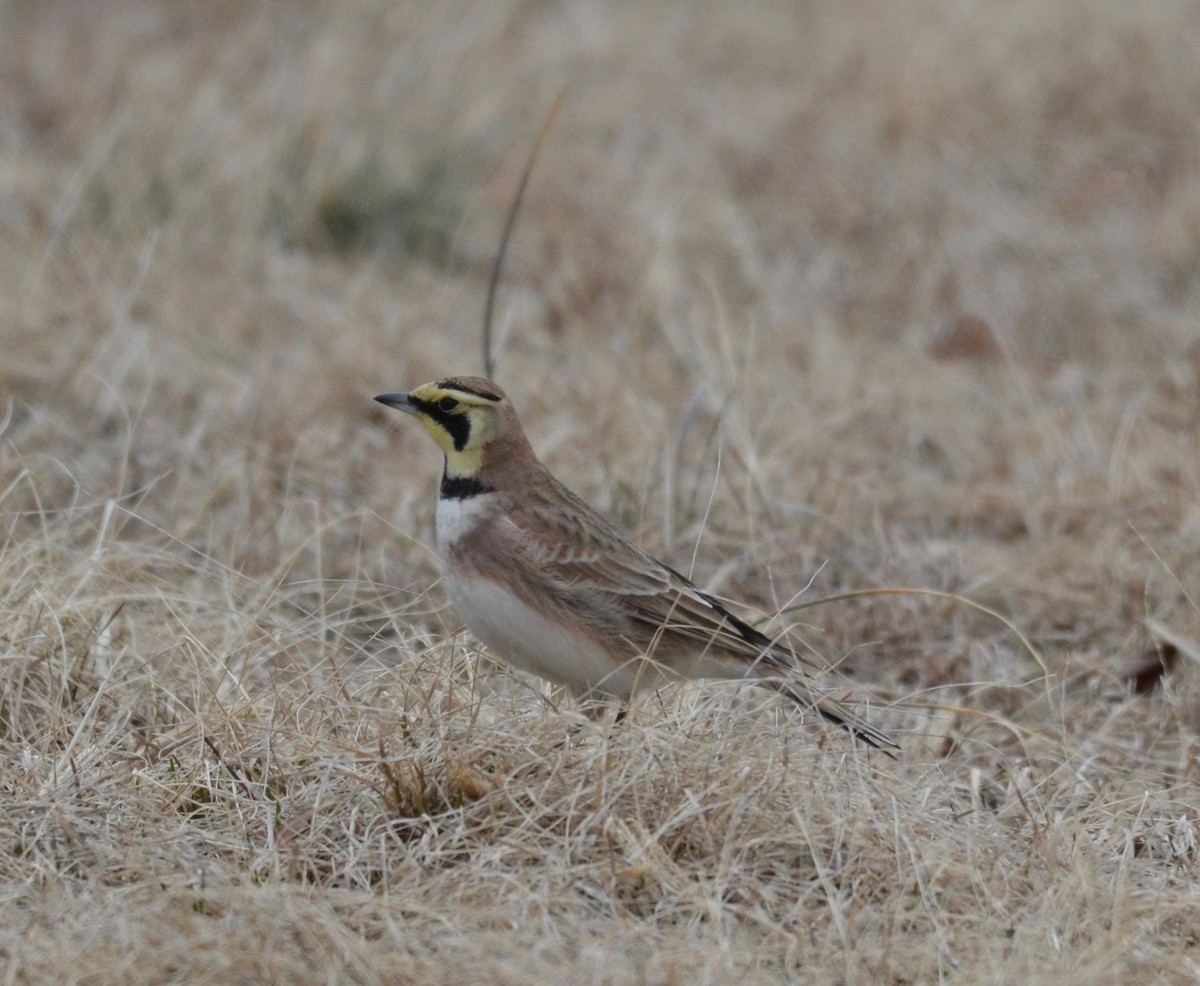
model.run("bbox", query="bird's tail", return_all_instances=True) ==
[771,679,899,756]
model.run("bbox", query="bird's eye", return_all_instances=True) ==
[437,397,458,413]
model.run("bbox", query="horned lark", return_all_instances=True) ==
[375,376,897,752]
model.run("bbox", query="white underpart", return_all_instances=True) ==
[445,572,643,698]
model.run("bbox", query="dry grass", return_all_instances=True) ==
[3,1,1200,982]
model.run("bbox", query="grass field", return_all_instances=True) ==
[3,1,1200,982]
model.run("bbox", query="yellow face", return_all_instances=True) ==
[376,379,501,477]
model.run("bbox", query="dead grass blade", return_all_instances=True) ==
[482,85,568,379]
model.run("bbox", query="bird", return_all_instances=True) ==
[375,376,897,753]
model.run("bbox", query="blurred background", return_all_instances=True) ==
[6,0,1198,376]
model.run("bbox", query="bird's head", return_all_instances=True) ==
[375,376,517,478]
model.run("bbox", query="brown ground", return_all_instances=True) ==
[2,2,1199,983]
